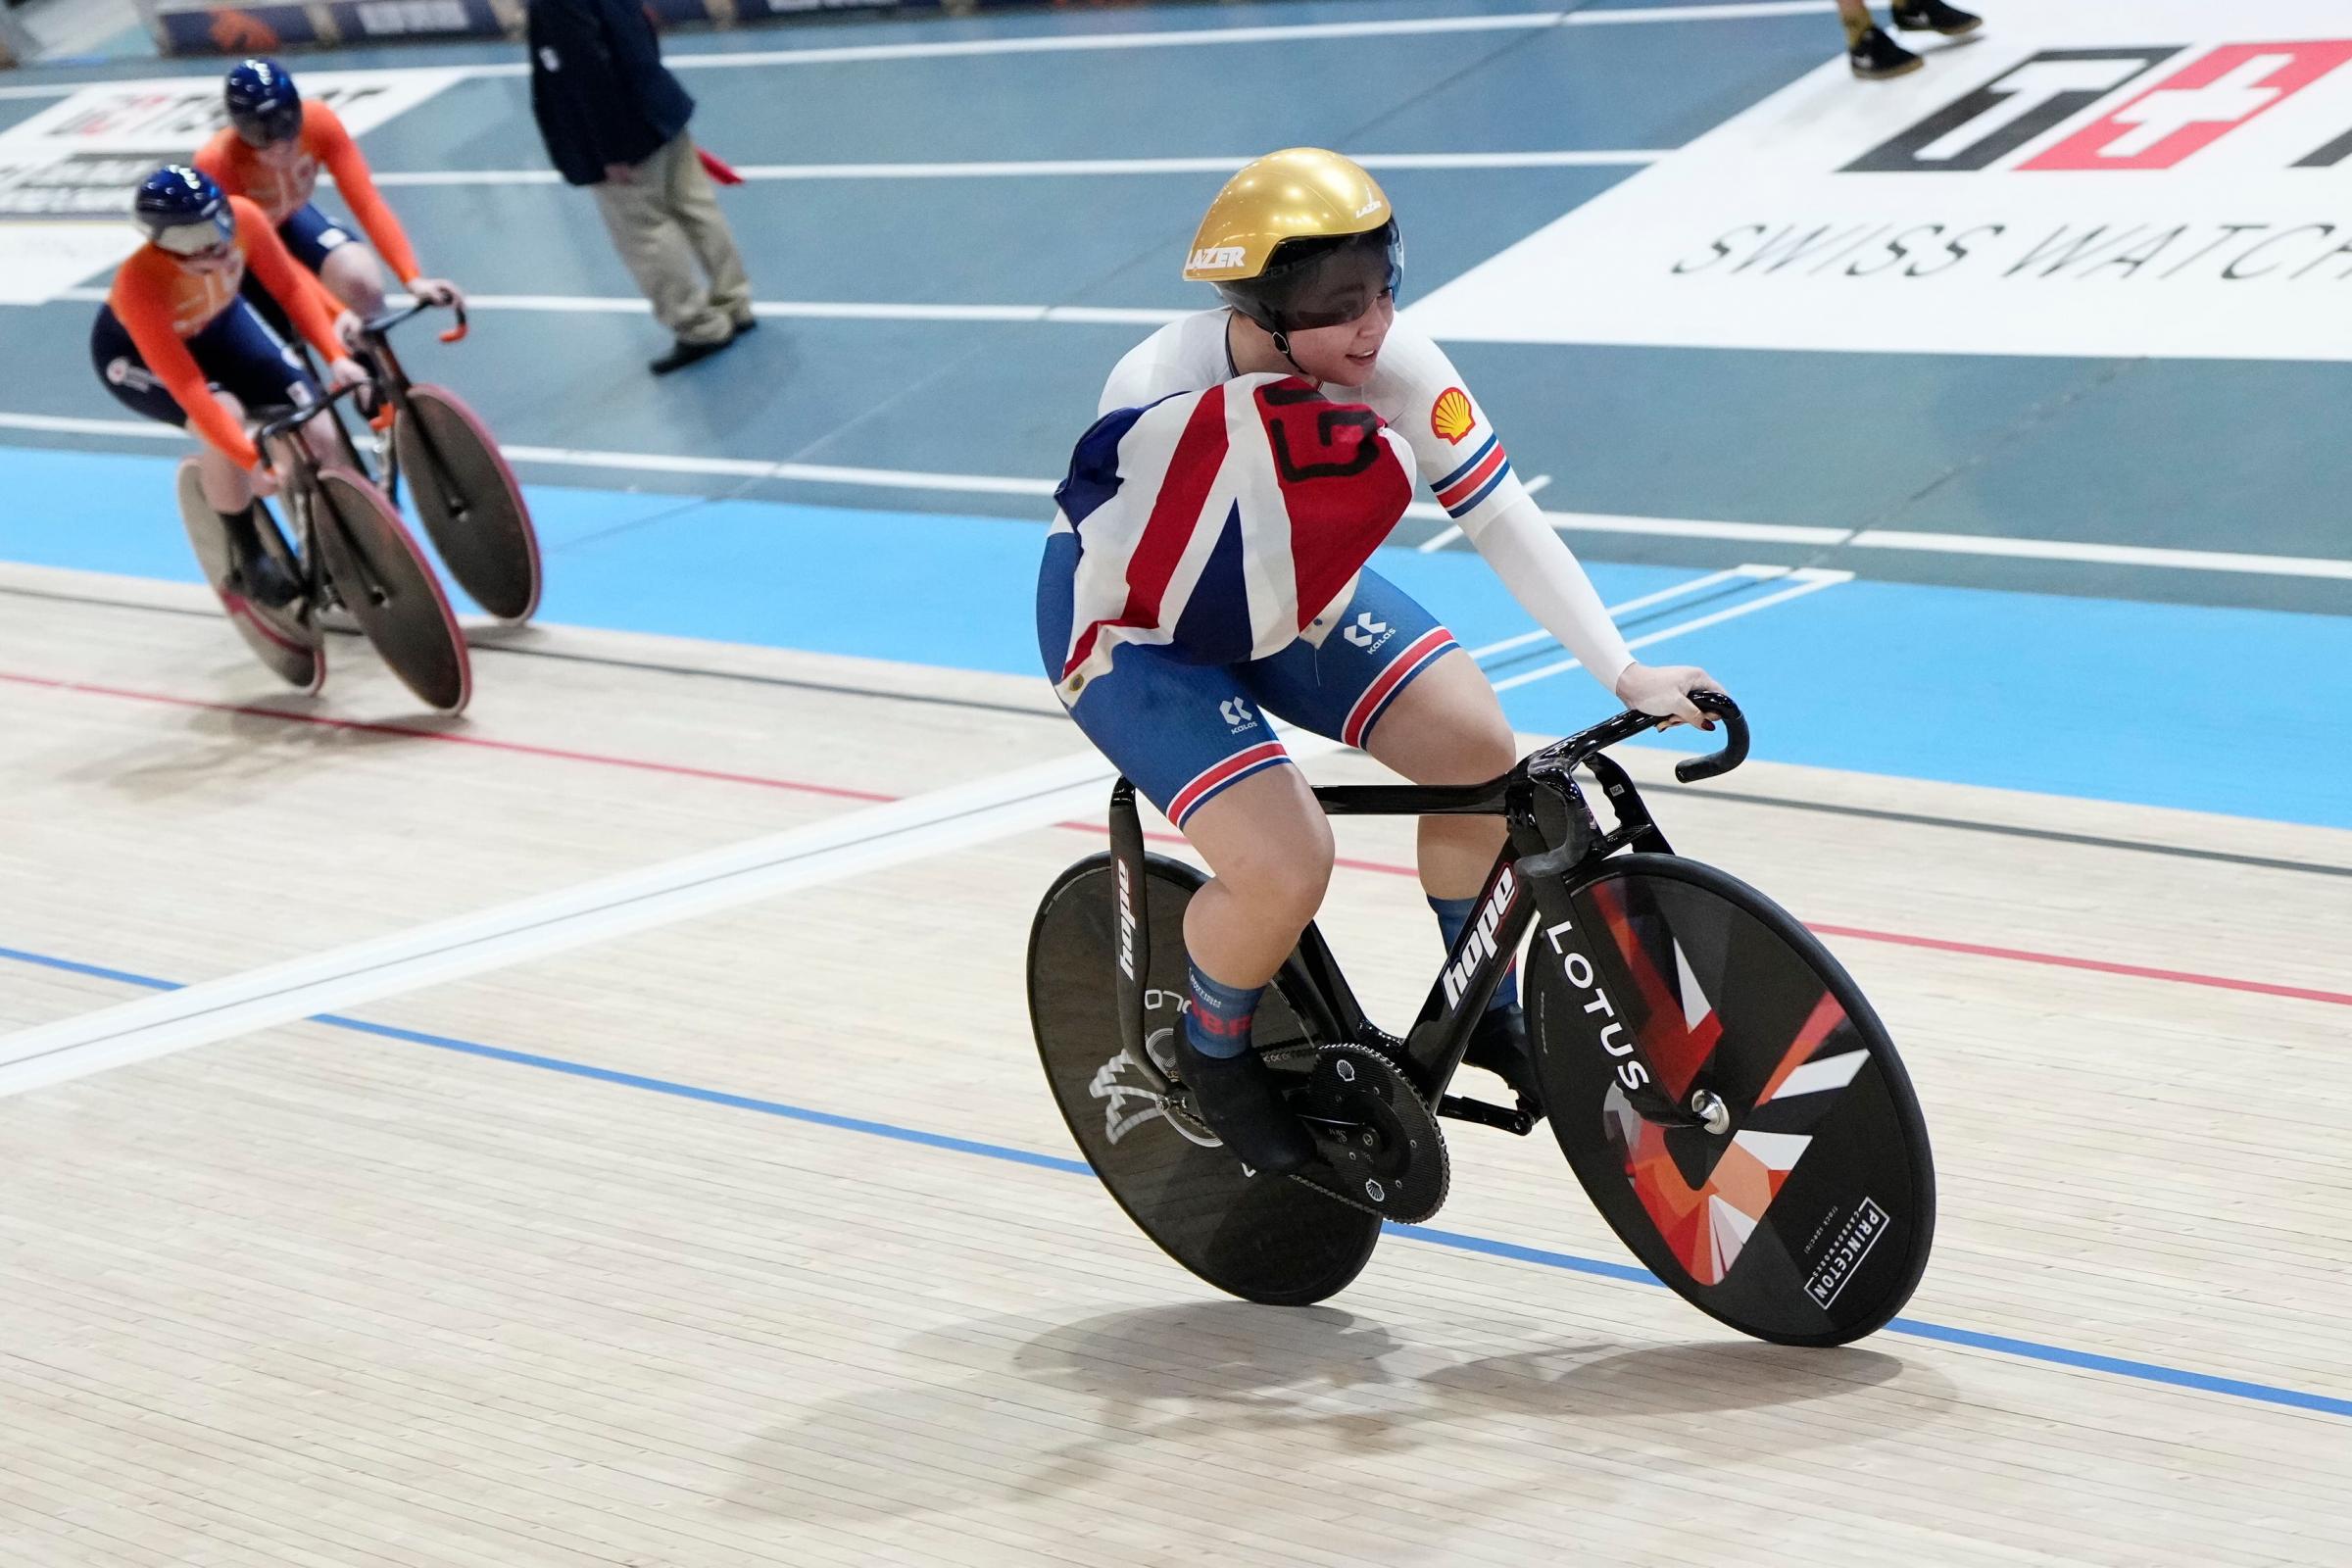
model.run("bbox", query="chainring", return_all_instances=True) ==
[1266,1040,1448,1223]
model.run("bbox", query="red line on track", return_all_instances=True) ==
[1805,923,2352,1009]
[0,670,894,804]
[11,666,2345,1010]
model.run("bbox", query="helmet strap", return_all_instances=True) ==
[1267,325,1311,380]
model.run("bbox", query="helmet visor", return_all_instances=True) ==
[152,206,235,258]
[233,103,301,148]
[1242,222,1402,331]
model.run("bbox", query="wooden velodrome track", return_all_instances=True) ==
[2,564,2348,1566]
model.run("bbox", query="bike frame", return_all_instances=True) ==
[253,379,377,603]
[303,299,469,511]
[1110,696,1749,1135]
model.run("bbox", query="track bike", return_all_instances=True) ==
[330,299,541,626]
[177,378,470,712]
[1028,696,1936,1346]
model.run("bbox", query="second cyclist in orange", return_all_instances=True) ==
[194,58,465,338]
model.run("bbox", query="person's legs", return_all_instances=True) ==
[318,238,389,321]
[661,130,754,329]
[1361,650,1544,1102]
[1250,570,1538,1100]
[1840,0,1923,77]
[1360,650,1516,901]
[1889,1,1982,36]
[281,205,382,323]
[1038,537,1322,1172]
[590,148,733,351]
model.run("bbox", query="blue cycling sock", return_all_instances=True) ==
[1430,893,1519,1011]
[1185,959,1264,1059]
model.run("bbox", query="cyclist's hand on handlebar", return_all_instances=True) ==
[409,277,465,311]
[325,356,371,395]
[1614,662,1723,729]
[333,309,366,354]
[247,458,281,499]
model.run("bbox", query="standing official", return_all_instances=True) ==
[525,0,754,373]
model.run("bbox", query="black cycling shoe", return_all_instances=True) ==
[1890,1,1983,36]
[220,505,302,610]
[1849,24,1924,77]
[1175,1034,1317,1177]
[1463,1005,1543,1111]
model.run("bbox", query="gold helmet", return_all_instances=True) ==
[1184,148,1402,334]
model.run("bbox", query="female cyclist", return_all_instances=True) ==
[1038,149,1725,1175]
[91,165,370,607]
[195,59,464,342]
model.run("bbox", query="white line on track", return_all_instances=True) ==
[1490,568,1852,693]
[8,412,2350,582]
[1467,564,1768,662]
[1843,528,2352,577]
[498,440,1062,497]
[372,151,1665,186]
[45,284,1184,328]
[0,726,1372,1097]
[0,3,1840,99]
[0,557,1826,1097]
[0,747,1130,1096]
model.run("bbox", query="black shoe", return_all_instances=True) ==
[219,506,301,610]
[1849,24,1924,78]
[1464,1006,1543,1111]
[650,334,735,375]
[1175,1034,1316,1177]
[1890,1,1982,36]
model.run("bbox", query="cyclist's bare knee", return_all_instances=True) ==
[1182,764,1333,930]
[196,391,255,513]
[321,243,387,317]
[1366,650,1516,786]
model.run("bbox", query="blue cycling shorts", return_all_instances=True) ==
[279,204,358,273]
[90,295,322,430]
[1038,531,1459,828]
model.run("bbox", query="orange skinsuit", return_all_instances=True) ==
[194,100,425,286]
[104,194,348,470]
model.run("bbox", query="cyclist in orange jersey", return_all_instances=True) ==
[195,58,464,343]
[91,166,370,607]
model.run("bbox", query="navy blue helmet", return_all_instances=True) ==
[224,58,303,147]
[132,165,235,256]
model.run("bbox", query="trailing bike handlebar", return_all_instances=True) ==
[362,296,468,345]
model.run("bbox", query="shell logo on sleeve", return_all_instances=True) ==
[1431,386,1475,444]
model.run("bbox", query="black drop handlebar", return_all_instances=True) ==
[250,375,377,448]
[1525,690,1748,786]
[362,295,468,344]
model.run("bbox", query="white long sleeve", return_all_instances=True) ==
[1460,493,1635,694]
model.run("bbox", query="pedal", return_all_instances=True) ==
[1264,1040,1448,1223]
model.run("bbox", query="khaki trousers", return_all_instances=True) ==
[589,130,753,346]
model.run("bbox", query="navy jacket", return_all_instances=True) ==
[526,0,696,186]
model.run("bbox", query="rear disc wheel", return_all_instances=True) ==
[175,457,323,694]
[1028,852,1381,1305]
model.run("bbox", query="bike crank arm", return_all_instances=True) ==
[1437,1094,1538,1136]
